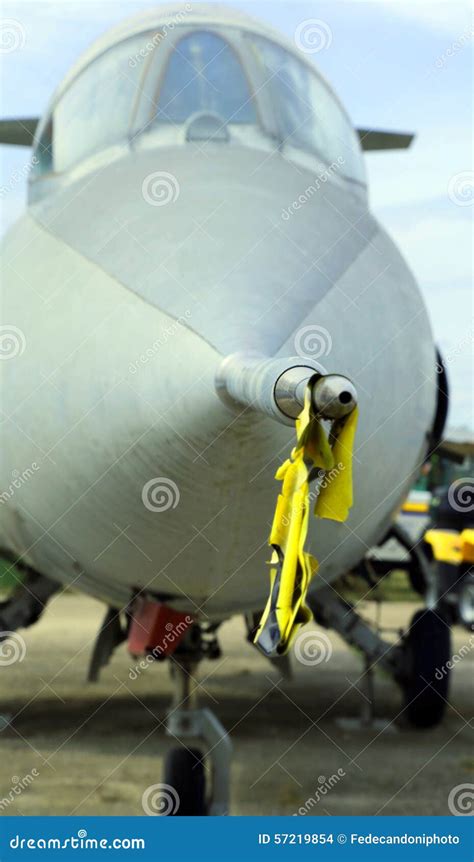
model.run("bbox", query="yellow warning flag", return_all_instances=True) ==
[315,407,359,522]
[254,381,358,657]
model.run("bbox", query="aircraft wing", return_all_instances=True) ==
[357,128,414,150]
[0,117,39,146]
[0,119,414,153]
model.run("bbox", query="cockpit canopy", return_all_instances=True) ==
[32,22,365,186]
[155,31,256,125]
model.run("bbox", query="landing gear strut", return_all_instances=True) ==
[154,623,232,817]
[164,656,232,815]
[125,598,231,814]
[307,586,452,729]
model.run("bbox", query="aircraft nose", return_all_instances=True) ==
[36,146,374,358]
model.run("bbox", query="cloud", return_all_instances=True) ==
[383,212,472,288]
[348,0,473,38]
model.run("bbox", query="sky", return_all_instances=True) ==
[1,0,473,429]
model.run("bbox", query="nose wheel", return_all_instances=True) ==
[163,658,232,815]
[163,747,207,816]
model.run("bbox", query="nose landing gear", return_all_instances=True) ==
[126,597,231,815]
[164,657,232,816]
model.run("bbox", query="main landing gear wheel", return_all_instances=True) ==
[402,609,451,729]
[163,747,207,816]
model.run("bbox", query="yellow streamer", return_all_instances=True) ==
[254,383,358,657]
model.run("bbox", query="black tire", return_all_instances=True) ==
[163,747,207,815]
[402,609,451,729]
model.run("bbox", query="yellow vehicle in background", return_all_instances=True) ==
[352,430,473,728]
[364,431,473,628]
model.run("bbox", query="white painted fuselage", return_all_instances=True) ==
[0,7,436,620]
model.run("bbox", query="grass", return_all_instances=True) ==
[0,557,24,596]
[379,569,420,602]
[333,568,420,604]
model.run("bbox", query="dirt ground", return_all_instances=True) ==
[0,593,472,816]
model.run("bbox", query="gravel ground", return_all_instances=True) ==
[0,593,472,816]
